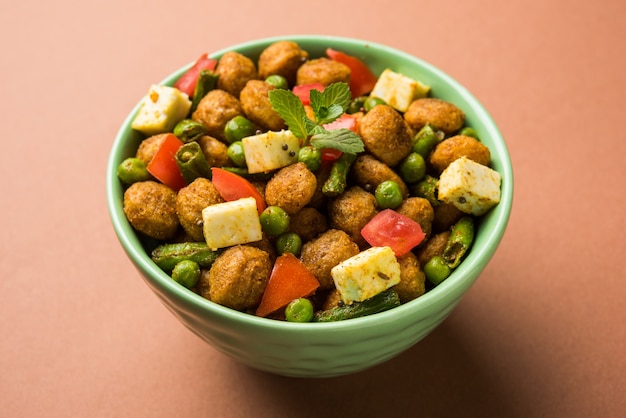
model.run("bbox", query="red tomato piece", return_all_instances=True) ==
[210,167,267,214]
[323,113,358,132]
[292,83,325,105]
[174,53,218,97]
[255,253,320,318]
[146,134,187,191]
[361,209,426,257]
[326,48,378,97]
[320,147,343,163]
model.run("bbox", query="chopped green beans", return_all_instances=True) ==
[117,157,151,184]
[265,74,288,90]
[411,175,440,207]
[285,298,314,322]
[398,152,427,184]
[175,141,212,183]
[322,153,356,197]
[276,232,302,256]
[412,125,444,158]
[260,206,290,237]
[298,145,322,172]
[375,180,403,209]
[171,260,201,289]
[173,119,207,143]
[363,96,386,112]
[227,141,246,167]
[313,289,401,322]
[191,70,219,113]
[442,217,475,268]
[224,115,258,144]
[151,242,220,272]
[424,255,452,285]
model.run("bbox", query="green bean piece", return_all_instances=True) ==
[171,260,201,289]
[398,152,427,184]
[227,141,246,167]
[276,232,302,256]
[322,152,357,197]
[375,180,403,209]
[412,125,444,158]
[191,70,219,113]
[442,216,475,268]
[298,145,322,172]
[173,119,207,143]
[175,141,212,183]
[459,127,479,140]
[411,175,441,207]
[224,115,258,144]
[347,96,367,114]
[265,74,288,90]
[313,289,401,322]
[117,157,151,184]
[259,206,290,237]
[363,96,386,112]
[151,242,221,272]
[424,255,452,285]
[285,298,314,322]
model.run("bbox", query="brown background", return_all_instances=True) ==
[2,0,625,416]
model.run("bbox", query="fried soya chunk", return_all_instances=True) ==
[358,104,413,167]
[240,80,286,132]
[394,252,426,303]
[327,186,378,248]
[215,51,258,98]
[135,133,168,165]
[258,40,308,87]
[429,134,491,174]
[396,197,435,239]
[404,97,466,135]
[288,207,329,242]
[192,89,243,141]
[350,154,409,198]
[175,178,224,241]
[296,57,351,86]
[264,162,317,214]
[201,245,272,311]
[300,229,360,290]
[197,135,230,167]
[123,181,179,240]
[415,231,451,267]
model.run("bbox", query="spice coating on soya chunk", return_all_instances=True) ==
[429,135,491,174]
[192,89,243,141]
[135,133,168,165]
[358,104,412,167]
[123,181,179,240]
[264,162,317,214]
[327,186,378,248]
[240,80,286,132]
[350,154,409,198]
[300,229,360,290]
[258,40,308,87]
[296,58,351,86]
[396,197,434,239]
[404,98,466,135]
[288,207,329,243]
[197,135,230,167]
[175,178,224,241]
[215,51,258,98]
[394,252,426,303]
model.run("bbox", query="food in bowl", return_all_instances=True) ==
[116,39,502,323]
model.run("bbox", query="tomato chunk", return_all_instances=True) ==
[292,83,325,105]
[323,113,357,132]
[361,209,426,257]
[326,48,378,97]
[174,53,218,97]
[146,134,187,191]
[256,253,320,318]
[210,167,267,214]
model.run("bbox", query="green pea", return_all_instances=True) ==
[398,152,427,184]
[117,157,151,185]
[410,175,440,207]
[298,145,322,172]
[173,119,207,143]
[260,206,290,237]
[375,180,403,209]
[412,125,444,158]
[364,96,386,112]
[347,96,367,114]
[459,127,480,140]
[227,141,246,167]
[285,298,314,323]
[171,260,201,289]
[276,232,302,256]
[424,256,452,286]
[265,74,288,90]
[224,115,258,144]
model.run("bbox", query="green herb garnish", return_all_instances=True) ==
[269,82,365,155]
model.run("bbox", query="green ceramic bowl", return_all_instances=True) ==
[106,35,513,378]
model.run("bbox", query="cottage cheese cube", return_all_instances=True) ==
[242,130,300,174]
[370,69,431,112]
[202,197,263,250]
[131,84,191,135]
[438,156,502,216]
[331,246,401,305]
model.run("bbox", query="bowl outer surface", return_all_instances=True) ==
[107,35,513,377]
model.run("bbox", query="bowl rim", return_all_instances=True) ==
[106,34,513,332]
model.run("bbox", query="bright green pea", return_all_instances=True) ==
[260,206,290,237]
[171,260,201,289]
[298,145,322,172]
[224,115,258,144]
[285,298,314,323]
[398,152,427,184]
[375,180,403,209]
[265,74,288,90]
[276,232,302,256]
[459,127,480,140]
[424,256,452,285]
[227,141,246,167]
[364,96,386,112]
[117,157,151,185]
[412,125,444,157]
[347,96,367,114]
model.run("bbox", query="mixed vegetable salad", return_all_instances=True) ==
[118,40,502,322]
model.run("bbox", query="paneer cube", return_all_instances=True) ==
[370,69,431,112]
[131,84,191,135]
[438,156,502,216]
[331,246,401,305]
[242,130,300,174]
[201,197,263,250]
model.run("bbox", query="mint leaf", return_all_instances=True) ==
[310,83,351,124]
[311,128,365,154]
[320,82,351,111]
[268,89,309,139]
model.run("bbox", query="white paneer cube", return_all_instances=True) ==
[438,156,502,216]
[242,130,301,174]
[131,84,191,135]
[201,197,263,250]
[331,246,401,305]
[370,69,431,112]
